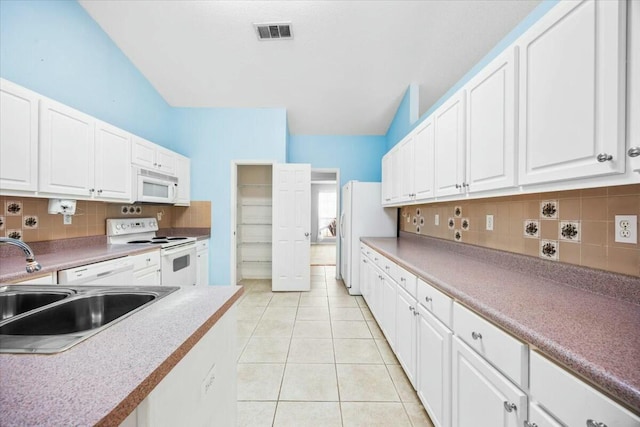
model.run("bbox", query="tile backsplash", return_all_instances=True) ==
[0,197,211,242]
[400,184,640,277]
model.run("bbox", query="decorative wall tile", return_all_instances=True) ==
[419,217,425,226]
[5,201,22,216]
[454,230,462,242]
[461,218,470,231]
[448,217,455,230]
[7,229,22,240]
[540,200,558,219]
[0,216,4,230]
[524,220,539,238]
[540,240,558,260]
[23,216,38,229]
[412,216,417,226]
[416,208,422,217]
[559,221,580,242]
[416,226,421,234]
[454,206,462,217]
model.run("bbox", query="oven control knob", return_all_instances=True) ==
[115,224,121,230]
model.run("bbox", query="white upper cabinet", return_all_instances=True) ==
[517,0,627,184]
[413,118,435,201]
[39,99,95,197]
[434,90,466,197]
[381,153,392,204]
[94,121,132,201]
[132,135,176,175]
[465,47,517,193]
[399,134,415,203]
[390,146,403,202]
[0,79,39,194]
[175,153,191,206]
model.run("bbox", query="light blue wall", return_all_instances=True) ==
[0,0,174,146]
[287,135,387,188]
[173,108,287,285]
[385,84,419,150]
[384,0,560,151]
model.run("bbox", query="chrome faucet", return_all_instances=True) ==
[0,237,42,273]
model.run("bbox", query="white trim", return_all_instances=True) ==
[310,167,341,279]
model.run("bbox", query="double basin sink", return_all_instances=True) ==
[0,285,179,354]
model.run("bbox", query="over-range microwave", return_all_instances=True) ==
[134,167,178,204]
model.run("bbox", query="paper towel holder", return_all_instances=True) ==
[48,199,77,215]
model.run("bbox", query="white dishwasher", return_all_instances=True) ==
[58,257,134,286]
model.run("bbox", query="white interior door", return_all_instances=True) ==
[272,163,311,291]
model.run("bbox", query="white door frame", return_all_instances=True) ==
[230,160,275,286]
[310,167,341,279]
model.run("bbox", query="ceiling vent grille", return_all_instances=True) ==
[254,23,293,41]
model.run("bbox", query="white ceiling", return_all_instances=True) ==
[79,0,541,136]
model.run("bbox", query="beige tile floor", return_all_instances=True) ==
[236,266,435,427]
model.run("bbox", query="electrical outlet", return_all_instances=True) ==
[615,215,637,244]
[434,214,439,226]
[486,215,494,231]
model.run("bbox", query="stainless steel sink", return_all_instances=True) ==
[0,285,179,354]
[0,287,75,321]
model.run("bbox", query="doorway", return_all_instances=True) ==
[310,169,340,269]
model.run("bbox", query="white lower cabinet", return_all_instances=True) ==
[395,285,417,387]
[452,336,528,427]
[14,272,57,285]
[529,351,640,427]
[417,304,452,427]
[196,239,209,286]
[380,271,397,348]
[129,250,161,286]
[527,402,563,427]
[129,304,237,427]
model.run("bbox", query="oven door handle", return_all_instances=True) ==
[162,244,196,256]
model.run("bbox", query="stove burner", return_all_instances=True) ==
[153,236,167,240]
[151,240,168,244]
[128,240,152,244]
[167,237,187,241]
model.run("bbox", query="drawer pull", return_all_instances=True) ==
[524,422,538,427]
[472,331,483,340]
[385,266,390,270]
[586,421,607,427]
[503,401,517,413]
[409,306,415,312]
[374,257,379,261]
[424,296,432,303]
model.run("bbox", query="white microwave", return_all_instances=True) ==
[134,167,178,204]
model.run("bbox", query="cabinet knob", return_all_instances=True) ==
[455,184,461,189]
[524,421,538,427]
[462,182,469,188]
[503,401,517,413]
[154,162,158,166]
[158,164,162,168]
[425,296,432,303]
[304,232,310,237]
[97,189,102,194]
[363,259,368,263]
[628,147,640,158]
[586,421,607,427]
[409,306,414,312]
[471,331,483,340]
[385,265,390,270]
[596,153,613,162]
[400,277,406,282]
[89,188,95,193]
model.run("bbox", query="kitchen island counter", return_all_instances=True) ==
[362,233,640,413]
[0,284,243,426]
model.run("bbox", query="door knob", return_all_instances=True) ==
[304,232,310,237]
[628,147,640,158]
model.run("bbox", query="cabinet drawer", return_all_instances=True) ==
[392,264,417,298]
[379,257,398,282]
[197,239,209,252]
[530,351,640,427]
[417,278,452,329]
[129,250,160,271]
[453,302,528,388]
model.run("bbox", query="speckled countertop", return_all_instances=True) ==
[362,233,640,413]
[0,229,211,283]
[0,284,243,426]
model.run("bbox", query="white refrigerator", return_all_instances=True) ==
[340,181,397,295]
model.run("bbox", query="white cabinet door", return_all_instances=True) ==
[417,305,452,427]
[39,99,95,197]
[0,79,39,193]
[528,402,563,427]
[175,154,191,206]
[360,256,371,301]
[156,146,176,175]
[466,47,517,193]
[133,268,161,286]
[94,121,131,201]
[413,118,435,201]
[272,163,311,291]
[131,135,157,170]
[380,273,397,348]
[381,154,392,204]
[452,337,527,427]
[629,0,640,173]
[196,239,209,286]
[434,90,466,197]
[390,148,402,202]
[395,285,417,388]
[400,135,415,202]
[518,0,627,184]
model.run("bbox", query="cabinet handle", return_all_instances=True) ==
[524,422,538,427]
[154,162,158,166]
[424,296,432,303]
[455,184,461,189]
[374,257,379,261]
[628,147,640,158]
[503,401,517,413]
[471,331,482,340]
[586,421,607,427]
[400,277,406,282]
[363,259,368,263]
[596,153,613,162]
[385,265,390,270]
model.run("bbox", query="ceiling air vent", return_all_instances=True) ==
[254,23,293,41]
